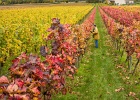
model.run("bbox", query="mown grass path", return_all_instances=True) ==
[52,7,127,100]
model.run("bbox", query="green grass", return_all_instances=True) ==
[52,7,134,100]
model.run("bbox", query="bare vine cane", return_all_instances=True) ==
[125,51,132,73]
[128,56,132,73]
[0,57,7,75]
[0,62,3,75]
[132,59,140,75]
[74,25,80,68]
[125,50,133,73]
[118,26,124,52]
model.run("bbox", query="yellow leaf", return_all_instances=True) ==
[33,97,39,100]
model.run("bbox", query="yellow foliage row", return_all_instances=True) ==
[0,5,93,63]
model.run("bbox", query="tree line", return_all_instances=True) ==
[0,0,54,4]
[0,0,104,5]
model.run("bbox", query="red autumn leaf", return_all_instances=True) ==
[0,76,9,84]
[19,94,30,100]
[29,82,36,89]
[46,66,53,70]
[136,53,140,59]
[20,52,27,58]
[14,69,25,76]
[67,66,71,70]
[38,62,46,70]
[26,78,32,84]
[15,79,24,88]
[17,52,27,61]
[56,83,63,89]
[0,94,4,99]
[52,70,59,75]
[70,68,74,73]
[62,88,67,95]
[12,58,20,66]
[29,55,37,64]
[31,87,40,95]
[68,74,74,79]
[7,84,18,93]
[47,28,53,32]
[32,68,43,79]
[40,82,46,87]
[18,86,27,93]
[9,94,30,100]
[55,56,64,64]
[53,75,60,80]
[9,96,22,100]
[55,65,62,71]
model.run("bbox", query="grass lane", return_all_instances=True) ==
[52,7,127,100]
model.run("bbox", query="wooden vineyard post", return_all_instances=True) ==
[128,56,132,72]
[0,62,3,75]
[77,31,80,68]
[132,59,140,75]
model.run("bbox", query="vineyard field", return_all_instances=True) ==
[0,3,140,100]
[0,4,93,74]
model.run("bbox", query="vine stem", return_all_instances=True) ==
[132,59,140,75]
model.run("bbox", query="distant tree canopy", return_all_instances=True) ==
[135,0,140,3]
[86,0,97,3]
[0,0,61,4]
[0,0,105,4]
[86,0,105,3]
[1,0,48,4]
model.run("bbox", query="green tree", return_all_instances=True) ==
[135,0,140,2]
[43,0,49,3]
[86,0,99,3]
[0,0,2,4]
